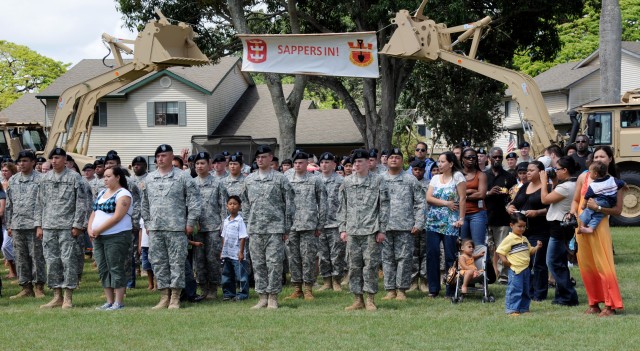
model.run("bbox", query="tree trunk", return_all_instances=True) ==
[600,0,622,104]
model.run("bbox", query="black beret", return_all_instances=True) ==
[272,156,279,163]
[389,147,403,157]
[250,161,259,171]
[222,151,231,157]
[187,155,195,162]
[105,153,120,163]
[130,156,147,166]
[194,151,211,162]
[17,150,36,161]
[381,149,389,156]
[368,148,378,158]
[518,141,530,149]
[516,161,529,171]
[342,157,352,165]
[106,150,118,157]
[291,148,305,158]
[459,140,471,148]
[93,158,105,166]
[255,145,272,156]
[48,147,66,159]
[506,152,518,159]
[82,163,95,171]
[66,155,74,162]
[281,158,292,166]
[155,144,173,155]
[352,149,369,161]
[36,156,47,163]
[336,165,345,171]
[234,151,243,156]
[292,152,309,161]
[228,154,243,164]
[410,159,426,169]
[212,154,226,163]
[319,152,336,162]
[477,147,487,155]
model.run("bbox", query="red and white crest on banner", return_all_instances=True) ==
[348,39,374,67]
[246,39,267,63]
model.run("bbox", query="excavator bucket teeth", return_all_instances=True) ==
[135,22,209,66]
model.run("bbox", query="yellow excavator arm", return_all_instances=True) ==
[380,2,563,156]
[43,9,209,161]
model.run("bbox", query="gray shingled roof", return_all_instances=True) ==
[622,41,640,55]
[0,93,45,124]
[37,57,240,98]
[214,84,363,145]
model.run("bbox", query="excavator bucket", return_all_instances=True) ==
[134,21,209,66]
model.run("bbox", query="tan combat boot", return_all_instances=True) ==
[61,289,74,309]
[317,277,332,291]
[168,288,182,309]
[345,294,365,311]
[284,283,303,300]
[332,276,342,292]
[418,278,429,293]
[10,283,34,299]
[152,288,170,310]
[365,293,377,311]
[199,284,210,300]
[303,283,315,301]
[267,294,279,309]
[40,288,63,308]
[251,294,268,309]
[407,278,418,292]
[34,283,46,298]
[396,289,407,301]
[382,290,397,300]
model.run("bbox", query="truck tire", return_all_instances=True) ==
[611,169,640,226]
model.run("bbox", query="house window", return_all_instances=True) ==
[504,101,510,118]
[93,102,107,127]
[147,156,157,171]
[154,102,179,126]
[621,110,640,128]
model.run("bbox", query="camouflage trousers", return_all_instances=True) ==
[285,230,318,284]
[411,230,428,280]
[348,234,381,295]
[149,231,187,289]
[123,229,137,285]
[12,229,46,286]
[76,233,86,279]
[382,231,415,290]
[194,231,222,286]
[249,233,285,295]
[318,227,346,278]
[42,229,81,289]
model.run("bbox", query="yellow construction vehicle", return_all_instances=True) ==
[380,0,640,225]
[0,118,47,160]
[42,8,208,165]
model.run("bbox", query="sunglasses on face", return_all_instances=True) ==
[415,148,426,152]
[463,156,477,160]
[576,140,588,144]
[491,156,504,159]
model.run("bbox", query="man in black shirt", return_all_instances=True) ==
[571,134,590,173]
[485,147,517,283]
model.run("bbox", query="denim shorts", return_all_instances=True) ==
[141,246,152,272]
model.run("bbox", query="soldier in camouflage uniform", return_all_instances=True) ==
[141,144,201,310]
[193,151,228,299]
[409,159,430,292]
[223,154,246,197]
[283,152,327,301]
[35,148,89,309]
[338,149,390,311]
[6,150,46,299]
[240,145,295,309]
[316,152,346,292]
[89,159,106,198]
[381,148,425,301]
[211,154,229,179]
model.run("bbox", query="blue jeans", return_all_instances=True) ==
[546,235,579,306]
[461,211,487,246]
[505,268,531,314]
[141,247,152,272]
[180,257,197,300]
[526,234,549,301]
[579,197,610,229]
[426,231,458,296]
[222,258,249,300]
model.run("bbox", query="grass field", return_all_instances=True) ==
[1,227,638,351]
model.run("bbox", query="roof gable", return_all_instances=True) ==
[0,93,44,124]
[575,41,640,68]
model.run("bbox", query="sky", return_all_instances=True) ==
[0,0,137,66]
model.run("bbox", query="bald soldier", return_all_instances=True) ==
[141,144,201,310]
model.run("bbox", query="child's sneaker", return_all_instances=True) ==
[96,303,112,310]
[107,302,125,310]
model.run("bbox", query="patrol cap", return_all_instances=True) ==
[82,163,95,171]
[388,147,403,157]
[368,148,378,158]
[518,141,530,149]
[194,151,211,162]
[212,154,226,163]
[336,165,345,171]
[228,154,243,164]
[155,144,173,156]
[506,152,518,160]
[48,147,66,159]
[516,161,529,172]
[352,149,369,161]
[292,152,309,161]
[410,159,426,169]
[132,156,147,165]
[105,152,121,163]
[94,158,105,166]
[319,152,336,162]
[255,145,272,156]
[17,150,36,161]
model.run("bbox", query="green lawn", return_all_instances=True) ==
[1,227,638,351]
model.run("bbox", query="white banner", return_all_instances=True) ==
[238,32,379,78]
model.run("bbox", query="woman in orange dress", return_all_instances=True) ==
[570,146,624,316]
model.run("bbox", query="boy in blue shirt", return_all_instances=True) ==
[220,196,249,301]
